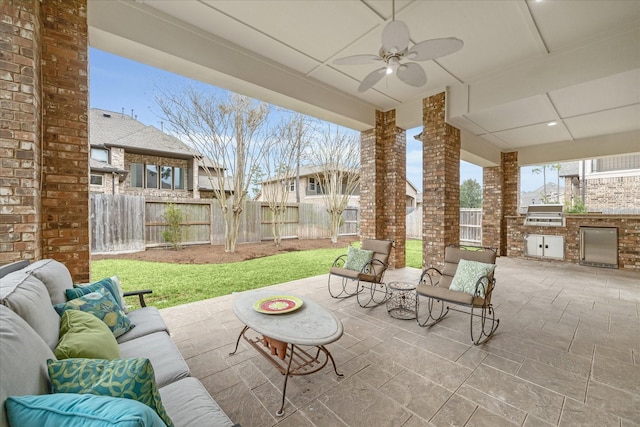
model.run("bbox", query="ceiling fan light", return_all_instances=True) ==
[386,66,394,75]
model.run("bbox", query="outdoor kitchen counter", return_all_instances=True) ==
[505,214,640,271]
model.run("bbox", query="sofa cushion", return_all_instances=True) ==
[48,358,173,427]
[68,277,124,310]
[25,259,73,305]
[54,309,120,360]
[0,305,55,427]
[5,394,167,427]
[0,271,61,350]
[160,377,236,427]
[54,287,134,338]
[117,306,169,344]
[118,332,190,388]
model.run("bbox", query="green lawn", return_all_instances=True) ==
[92,240,424,309]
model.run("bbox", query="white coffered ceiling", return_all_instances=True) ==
[88,0,640,167]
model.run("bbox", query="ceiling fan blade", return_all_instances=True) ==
[333,54,382,66]
[396,62,427,87]
[406,37,464,61]
[382,20,410,53]
[358,67,387,92]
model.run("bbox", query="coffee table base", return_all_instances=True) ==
[230,326,343,416]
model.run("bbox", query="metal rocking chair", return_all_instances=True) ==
[327,239,393,308]
[416,245,499,345]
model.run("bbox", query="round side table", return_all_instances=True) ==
[386,282,417,320]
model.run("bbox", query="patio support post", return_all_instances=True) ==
[500,152,520,256]
[422,92,460,269]
[482,164,503,253]
[360,110,406,268]
[0,0,90,282]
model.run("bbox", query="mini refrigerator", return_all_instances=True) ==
[579,227,618,268]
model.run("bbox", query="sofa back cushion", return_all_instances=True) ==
[0,271,61,350]
[0,305,55,427]
[25,259,73,305]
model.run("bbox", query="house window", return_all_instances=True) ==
[161,166,173,190]
[130,163,143,188]
[90,148,108,162]
[308,177,316,194]
[146,165,158,188]
[174,167,185,190]
[90,174,103,186]
[283,181,295,192]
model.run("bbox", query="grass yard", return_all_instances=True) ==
[92,240,423,309]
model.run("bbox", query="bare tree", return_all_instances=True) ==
[306,125,360,243]
[261,114,313,246]
[156,88,272,252]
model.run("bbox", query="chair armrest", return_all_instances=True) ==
[419,267,442,286]
[123,289,153,308]
[474,276,495,298]
[331,254,348,268]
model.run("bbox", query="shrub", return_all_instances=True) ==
[162,203,184,250]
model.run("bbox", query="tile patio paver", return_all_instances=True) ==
[160,256,639,426]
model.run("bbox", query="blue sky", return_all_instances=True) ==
[89,48,551,193]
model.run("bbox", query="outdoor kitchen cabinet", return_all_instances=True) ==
[524,234,564,260]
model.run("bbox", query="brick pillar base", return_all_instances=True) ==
[360,110,406,268]
[422,93,460,268]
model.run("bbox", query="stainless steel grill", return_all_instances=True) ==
[523,204,565,227]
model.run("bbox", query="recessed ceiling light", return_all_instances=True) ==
[547,121,558,127]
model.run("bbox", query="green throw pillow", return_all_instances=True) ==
[68,277,123,310]
[344,246,374,272]
[449,259,496,298]
[54,286,134,338]
[47,358,174,427]
[5,393,167,427]
[55,309,120,360]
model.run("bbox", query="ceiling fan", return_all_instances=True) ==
[333,0,464,92]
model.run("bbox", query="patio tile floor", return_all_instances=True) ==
[160,256,639,426]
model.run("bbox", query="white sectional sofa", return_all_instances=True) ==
[0,259,237,427]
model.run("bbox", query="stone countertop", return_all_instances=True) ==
[232,289,343,346]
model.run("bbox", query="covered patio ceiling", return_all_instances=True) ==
[87,0,640,167]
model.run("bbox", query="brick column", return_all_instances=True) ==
[422,93,460,268]
[1,0,90,282]
[482,165,503,252]
[40,0,90,282]
[359,110,406,268]
[1,0,43,264]
[501,152,519,256]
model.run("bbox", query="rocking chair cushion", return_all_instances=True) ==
[449,259,496,298]
[343,246,374,272]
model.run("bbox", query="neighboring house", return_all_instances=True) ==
[256,165,360,206]
[519,182,564,212]
[406,179,419,208]
[89,109,231,199]
[256,165,419,208]
[560,154,640,214]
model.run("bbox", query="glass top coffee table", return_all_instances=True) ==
[229,290,343,416]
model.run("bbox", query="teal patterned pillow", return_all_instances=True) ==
[67,277,123,310]
[54,287,134,338]
[344,246,374,272]
[449,259,496,298]
[47,358,174,427]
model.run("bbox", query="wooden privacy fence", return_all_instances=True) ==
[90,194,359,254]
[405,207,482,244]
